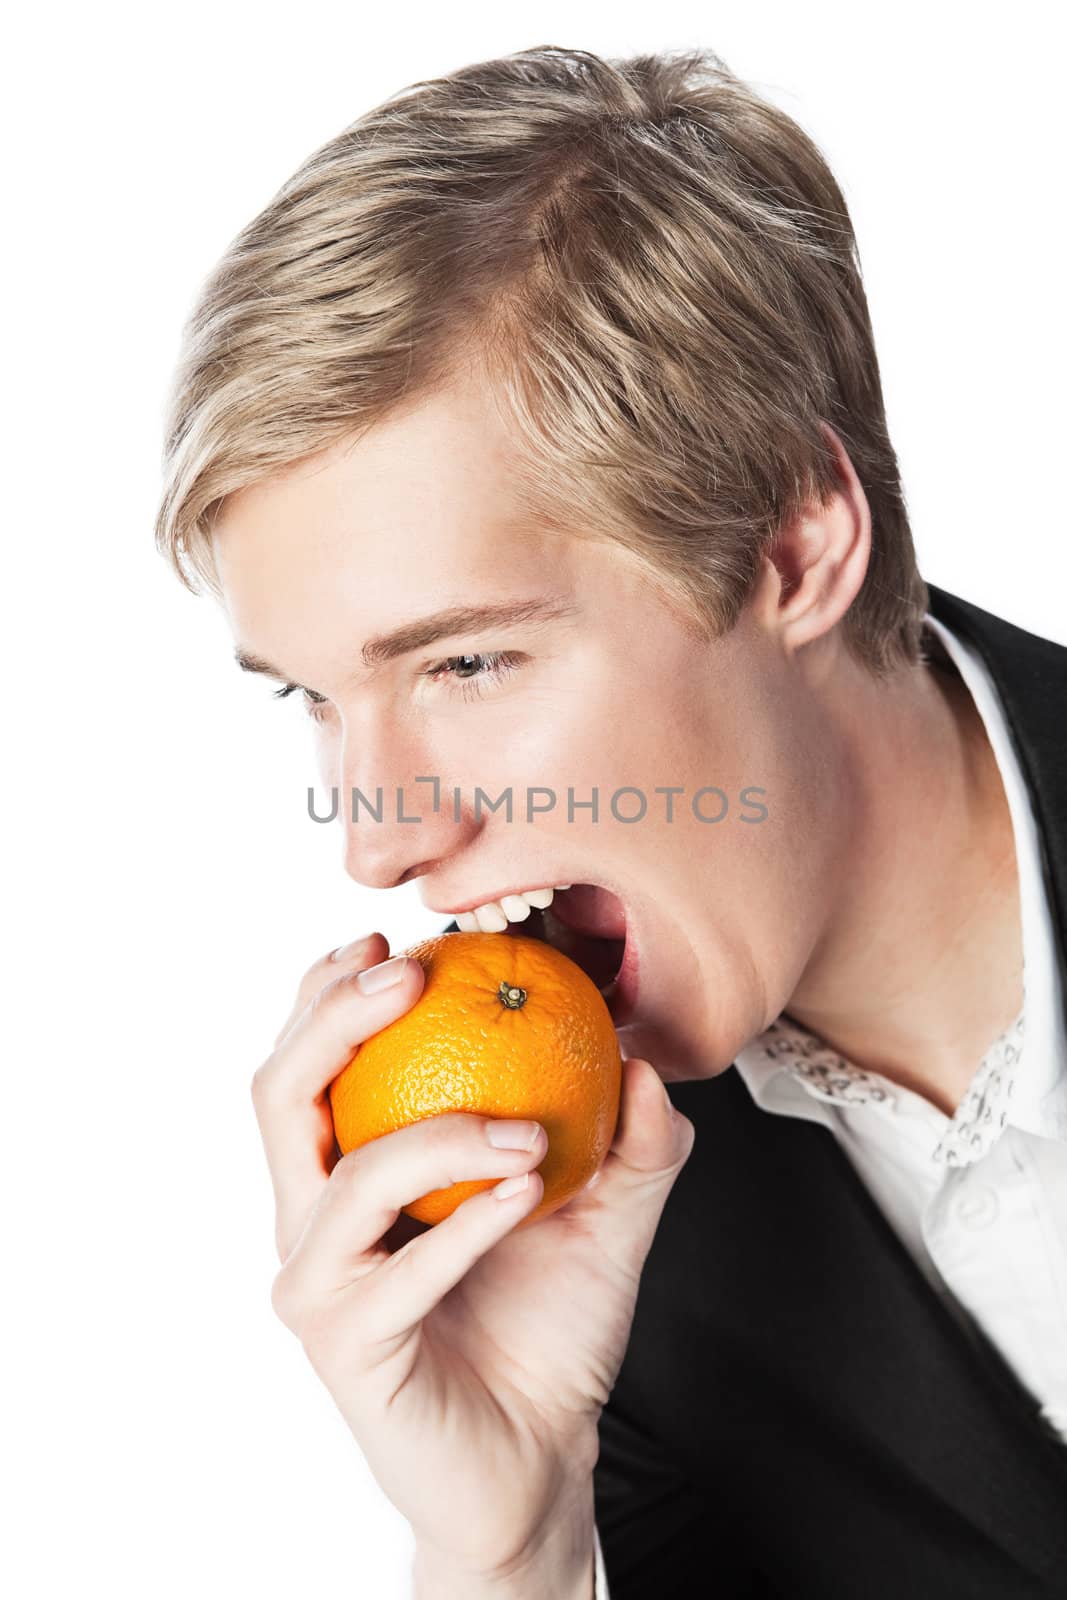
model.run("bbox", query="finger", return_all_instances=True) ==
[252,954,425,1258]
[272,931,391,1049]
[605,1057,693,1177]
[275,1111,547,1322]
[573,1056,695,1276]
[359,1167,546,1346]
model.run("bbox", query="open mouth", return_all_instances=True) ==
[502,883,630,1016]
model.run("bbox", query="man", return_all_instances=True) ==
[155,44,1067,1598]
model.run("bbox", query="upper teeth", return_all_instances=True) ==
[453,885,572,933]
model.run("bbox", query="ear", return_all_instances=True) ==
[754,423,872,660]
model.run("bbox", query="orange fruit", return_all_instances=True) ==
[329,930,622,1227]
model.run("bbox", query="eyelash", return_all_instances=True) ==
[421,650,525,701]
[271,650,525,717]
[271,681,331,722]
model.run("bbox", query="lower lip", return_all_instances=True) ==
[601,930,639,1028]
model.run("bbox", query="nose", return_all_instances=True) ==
[336,716,481,891]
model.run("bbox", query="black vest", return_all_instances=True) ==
[592,586,1067,1598]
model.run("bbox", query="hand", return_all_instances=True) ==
[252,931,695,1583]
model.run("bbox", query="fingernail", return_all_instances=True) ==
[493,1173,530,1200]
[487,1120,543,1151]
[331,936,372,963]
[357,956,410,994]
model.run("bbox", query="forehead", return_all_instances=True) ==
[212,374,582,666]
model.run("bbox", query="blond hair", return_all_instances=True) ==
[155,44,927,674]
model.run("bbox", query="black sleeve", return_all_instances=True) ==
[594,1396,777,1599]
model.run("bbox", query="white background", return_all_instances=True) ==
[4,2,1064,1595]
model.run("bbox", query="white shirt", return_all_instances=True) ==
[593,610,1067,1598]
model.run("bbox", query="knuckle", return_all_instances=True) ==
[269,1266,301,1330]
[432,1109,490,1154]
[252,1056,294,1120]
[294,949,347,1009]
[306,966,383,1042]
[271,1274,340,1357]
[282,947,361,1035]
[431,1108,480,1140]
[308,971,355,1022]
[676,1114,697,1162]
[249,1056,282,1115]
[398,1110,466,1165]
[324,1147,377,1214]
[277,1275,353,1368]
[418,1110,495,1182]
[330,1145,366,1189]
[323,1113,487,1199]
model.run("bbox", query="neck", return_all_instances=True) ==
[786,636,1024,1117]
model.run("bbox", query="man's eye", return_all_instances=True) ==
[271,682,330,719]
[267,652,525,716]
[421,650,525,699]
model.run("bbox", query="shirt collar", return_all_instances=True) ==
[734,611,1067,1161]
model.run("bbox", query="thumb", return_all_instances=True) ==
[606,1055,695,1181]
[576,1056,695,1268]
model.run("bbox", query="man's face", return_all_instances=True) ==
[213,369,842,1078]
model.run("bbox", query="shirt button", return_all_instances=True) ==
[954,1185,1000,1230]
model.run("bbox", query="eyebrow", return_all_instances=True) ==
[234,596,579,682]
